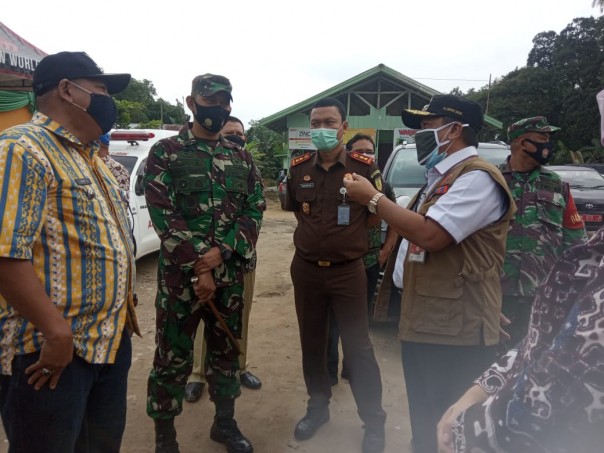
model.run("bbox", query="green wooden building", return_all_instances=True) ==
[259,63,501,169]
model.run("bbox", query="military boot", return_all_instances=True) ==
[210,400,254,453]
[154,418,180,453]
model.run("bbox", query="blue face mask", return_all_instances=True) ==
[424,149,448,170]
[311,126,342,152]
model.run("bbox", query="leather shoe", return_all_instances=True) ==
[184,382,204,403]
[210,418,254,453]
[362,425,385,453]
[240,371,262,390]
[294,407,330,441]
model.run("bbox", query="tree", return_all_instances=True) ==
[114,78,186,128]
[246,120,286,181]
[527,31,557,68]
[466,16,604,162]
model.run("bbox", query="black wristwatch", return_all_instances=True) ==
[219,243,232,261]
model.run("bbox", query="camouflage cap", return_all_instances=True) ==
[191,73,233,100]
[507,116,560,141]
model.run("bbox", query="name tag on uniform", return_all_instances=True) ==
[408,243,426,263]
[337,203,350,225]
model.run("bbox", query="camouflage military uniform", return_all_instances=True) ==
[499,158,586,345]
[145,127,265,419]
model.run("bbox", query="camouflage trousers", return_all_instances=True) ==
[147,281,244,419]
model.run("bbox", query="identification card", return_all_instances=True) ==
[337,203,350,225]
[407,242,426,263]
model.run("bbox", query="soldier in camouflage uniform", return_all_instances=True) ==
[144,74,265,453]
[499,116,587,347]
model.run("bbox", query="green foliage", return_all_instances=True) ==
[246,120,286,180]
[114,78,186,128]
[464,16,604,163]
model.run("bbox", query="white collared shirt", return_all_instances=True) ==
[392,146,508,289]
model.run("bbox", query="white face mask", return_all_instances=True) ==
[414,122,468,166]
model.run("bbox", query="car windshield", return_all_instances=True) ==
[110,156,137,175]
[385,145,510,197]
[550,169,604,189]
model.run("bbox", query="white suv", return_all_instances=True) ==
[383,142,511,198]
[109,129,178,259]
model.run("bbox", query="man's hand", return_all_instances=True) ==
[25,319,73,390]
[343,173,378,205]
[378,248,390,268]
[437,385,488,453]
[499,312,511,342]
[193,271,216,303]
[194,247,223,274]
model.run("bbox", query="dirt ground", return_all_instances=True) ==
[1,193,413,453]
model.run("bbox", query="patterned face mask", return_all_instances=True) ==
[522,139,554,165]
[194,102,230,133]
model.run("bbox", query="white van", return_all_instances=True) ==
[109,129,178,259]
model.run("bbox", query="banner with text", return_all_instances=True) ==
[394,127,417,146]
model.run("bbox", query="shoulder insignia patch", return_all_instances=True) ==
[563,195,585,229]
[349,151,374,165]
[291,153,312,167]
[434,184,450,195]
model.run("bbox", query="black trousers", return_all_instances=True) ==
[401,341,497,453]
[291,255,386,427]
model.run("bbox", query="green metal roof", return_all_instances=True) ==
[259,63,501,131]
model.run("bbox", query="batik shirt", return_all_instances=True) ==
[453,227,604,452]
[100,154,130,201]
[0,113,139,374]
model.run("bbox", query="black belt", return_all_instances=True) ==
[297,254,358,267]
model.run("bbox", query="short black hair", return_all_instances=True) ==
[311,97,346,122]
[226,115,245,132]
[346,133,375,151]
[442,116,478,148]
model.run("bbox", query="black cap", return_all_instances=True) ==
[401,94,484,132]
[33,51,131,96]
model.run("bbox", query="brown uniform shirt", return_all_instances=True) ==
[284,149,383,263]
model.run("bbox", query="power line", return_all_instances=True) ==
[413,77,490,82]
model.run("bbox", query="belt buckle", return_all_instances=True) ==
[317,260,331,267]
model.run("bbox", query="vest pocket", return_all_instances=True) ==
[410,276,464,336]
[536,193,564,229]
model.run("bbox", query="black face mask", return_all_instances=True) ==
[224,134,246,147]
[194,102,230,133]
[523,138,554,165]
[69,82,117,134]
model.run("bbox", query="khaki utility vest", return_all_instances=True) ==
[400,157,516,346]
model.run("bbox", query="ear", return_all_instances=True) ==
[185,95,195,112]
[56,79,74,103]
[342,120,348,132]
